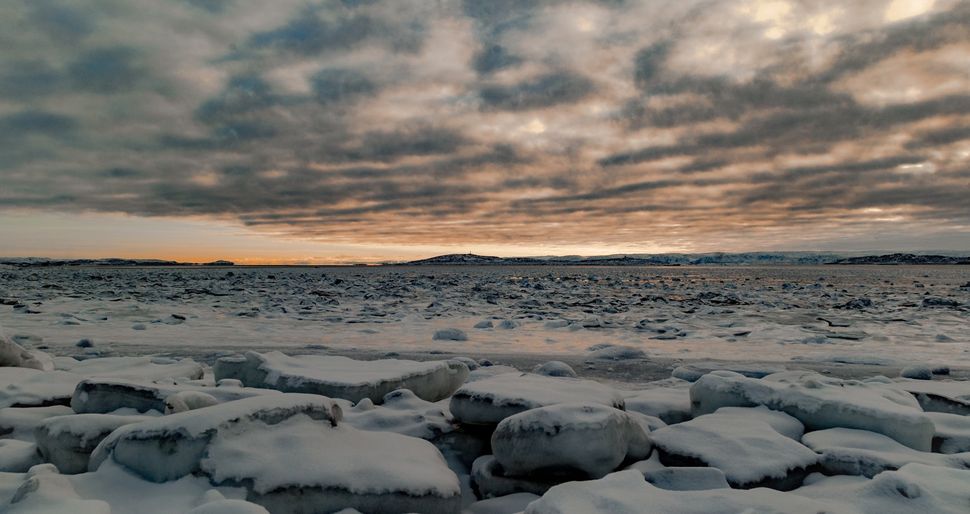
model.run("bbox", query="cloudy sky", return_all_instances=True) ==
[1,0,968,263]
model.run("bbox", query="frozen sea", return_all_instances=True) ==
[1,265,967,369]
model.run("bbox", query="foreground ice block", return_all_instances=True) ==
[0,368,81,408]
[450,372,624,426]
[214,351,468,403]
[35,413,151,474]
[523,470,831,514]
[650,407,818,489]
[55,356,204,381]
[802,427,970,478]
[201,414,461,514]
[71,377,279,414]
[491,403,652,479]
[927,411,970,453]
[89,393,342,482]
[0,439,42,472]
[690,371,935,450]
[624,379,693,424]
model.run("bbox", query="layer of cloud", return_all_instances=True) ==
[0,0,968,252]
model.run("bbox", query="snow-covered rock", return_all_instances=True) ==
[532,361,577,378]
[691,371,935,450]
[71,377,277,414]
[201,414,461,514]
[0,368,80,408]
[928,411,970,453]
[0,439,42,472]
[650,407,817,489]
[90,394,342,482]
[624,379,692,424]
[450,373,624,426]
[214,351,468,403]
[801,427,970,478]
[523,469,832,514]
[35,414,150,474]
[491,403,651,479]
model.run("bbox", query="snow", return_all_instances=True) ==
[6,464,111,514]
[90,393,342,482]
[801,427,970,478]
[450,373,624,426]
[884,378,970,415]
[491,403,651,479]
[0,330,51,371]
[215,351,469,403]
[201,414,461,513]
[690,370,936,450]
[523,469,832,514]
[186,499,269,514]
[650,407,817,488]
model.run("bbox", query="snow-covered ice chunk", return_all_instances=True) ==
[650,407,817,489]
[0,405,74,441]
[450,373,624,426]
[586,345,646,361]
[90,393,342,482]
[491,403,651,479]
[671,363,784,382]
[6,464,111,514]
[0,330,51,371]
[801,427,970,478]
[465,365,519,383]
[885,379,970,415]
[532,361,577,378]
[0,439,42,472]
[35,413,150,474]
[471,455,559,498]
[928,411,970,453]
[201,414,461,514]
[624,379,692,424]
[792,463,970,514]
[433,328,468,341]
[55,356,204,381]
[214,351,468,403]
[465,492,539,514]
[0,368,80,408]
[71,377,277,414]
[690,371,935,450]
[643,467,730,491]
[523,469,832,514]
[337,388,454,440]
[186,499,270,514]
[900,365,933,380]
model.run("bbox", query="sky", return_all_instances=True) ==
[0,0,968,263]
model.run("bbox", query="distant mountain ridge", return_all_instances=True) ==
[400,252,970,266]
[828,253,970,265]
[0,257,235,268]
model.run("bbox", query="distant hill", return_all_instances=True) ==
[828,253,970,265]
[398,252,848,266]
[0,257,235,268]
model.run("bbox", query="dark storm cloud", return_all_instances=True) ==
[480,71,595,111]
[0,0,968,250]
